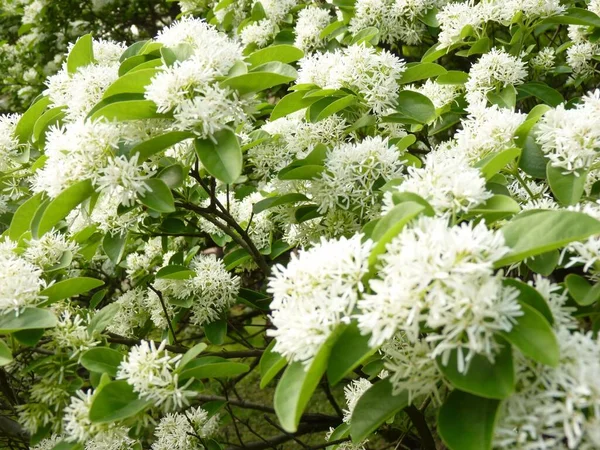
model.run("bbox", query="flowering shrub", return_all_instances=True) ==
[3,0,600,449]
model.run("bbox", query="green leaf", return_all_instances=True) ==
[468,37,491,55]
[88,303,120,334]
[270,90,321,120]
[90,99,165,121]
[436,70,469,85]
[33,106,65,145]
[194,130,243,184]
[253,193,309,214]
[525,250,559,276]
[468,195,521,222]
[438,390,500,450]
[487,85,517,110]
[8,192,44,240]
[103,68,159,98]
[260,340,287,388]
[503,278,554,324]
[89,380,152,423]
[517,82,564,107]
[313,95,357,122]
[39,277,104,306]
[36,179,94,237]
[516,120,548,179]
[103,232,127,265]
[67,34,94,74]
[130,131,194,162]
[399,63,447,84]
[274,325,344,432]
[327,322,377,386]
[221,62,297,94]
[394,90,436,124]
[15,96,50,144]
[501,302,559,367]
[437,343,514,399]
[278,165,324,180]
[177,342,208,372]
[0,340,13,366]
[205,320,227,345]
[0,308,57,332]
[179,358,250,380]
[139,179,175,213]
[565,274,600,306]
[158,164,185,189]
[542,7,600,27]
[156,265,196,280]
[547,162,587,206]
[495,210,600,267]
[474,148,521,180]
[81,348,124,377]
[246,44,304,67]
[349,379,409,443]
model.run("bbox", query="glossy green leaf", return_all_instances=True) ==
[547,162,587,206]
[246,44,304,66]
[0,308,57,332]
[503,278,554,324]
[327,322,377,386]
[350,379,409,443]
[131,131,194,162]
[221,62,297,94]
[15,96,50,144]
[194,129,243,184]
[474,148,521,180]
[314,95,357,122]
[270,90,321,120]
[0,340,13,366]
[517,82,564,107]
[399,63,447,84]
[177,342,208,372]
[394,90,436,124]
[81,348,124,377]
[541,7,600,27]
[103,232,127,265]
[90,99,165,121]
[179,358,249,380]
[274,325,344,432]
[253,193,309,214]
[438,390,500,450]
[8,192,44,240]
[260,340,287,388]
[89,380,152,423]
[205,319,227,345]
[40,277,104,306]
[103,68,159,98]
[37,179,94,237]
[495,210,600,266]
[437,343,514,399]
[67,34,94,74]
[501,302,559,367]
[156,265,196,280]
[139,179,175,213]
[565,274,600,306]
[525,250,559,276]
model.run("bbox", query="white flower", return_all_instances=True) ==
[437,2,486,48]
[536,91,600,174]
[117,340,194,411]
[0,242,45,314]
[385,150,492,216]
[240,19,278,48]
[567,41,599,77]
[531,47,556,72]
[406,80,462,109]
[88,192,145,235]
[105,288,149,337]
[297,44,405,115]
[23,230,79,269]
[85,427,136,450]
[154,254,240,326]
[32,434,64,450]
[96,154,155,207]
[294,6,331,52]
[0,113,24,172]
[152,406,219,450]
[258,0,297,21]
[32,119,121,198]
[465,48,527,105]
[49,311,99,357]
[63,390,104,442]
[382,336,443,402]
[268,235,373,364]
[358,217,521,371]
[342,378,372,423]
[312,136,404,218]
[529,275,576,330]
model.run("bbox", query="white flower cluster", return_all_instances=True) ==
[154,254,240,326]
[116,340,194,411]
[24,230,80,269]
[312,136,405,218]
[268,235,373,363]
[297,44,406,114]
[0,239,45,314]
[358,217,522,373]
[342,378,372,424]
[145,17,248,138]
[294,6,332,52]
[152,406,219,450]
[385,150,491,216]
[0,113,24,172]
[536,90,600,174]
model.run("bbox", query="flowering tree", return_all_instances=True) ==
[2,0,600,449]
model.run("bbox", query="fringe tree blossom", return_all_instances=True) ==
[152,406,219,450]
